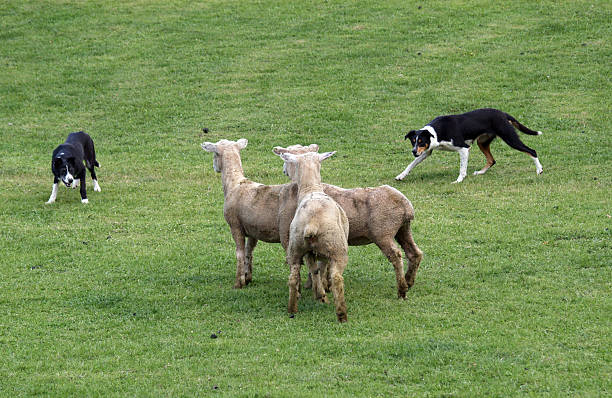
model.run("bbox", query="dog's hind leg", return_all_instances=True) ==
[474,135,496,175]
[498,126,543,175]
[86,161,101,192]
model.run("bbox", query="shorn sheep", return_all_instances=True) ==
[274,145,423,298]
[276,151,350,322]
[200,139,316,289]
[200,139,423,302]
[201,139,285,289]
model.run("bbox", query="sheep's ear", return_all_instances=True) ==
[201,142,217,153]
[308,144,319,152]
[279,153,297,163]
[273,146,288,155]
[236,138,248,149]
[318,151,336,162]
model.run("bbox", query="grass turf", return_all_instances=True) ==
[1,0,610,396]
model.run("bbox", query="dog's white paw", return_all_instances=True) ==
[473,170,486,175]
[395,174,405,181]
[93,180,101,192]
[45,200,55,205]
[81,198,89,204]
[532,157,543,175]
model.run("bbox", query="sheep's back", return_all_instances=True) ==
[322,184,414,244]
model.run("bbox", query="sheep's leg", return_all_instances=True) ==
[305,253,328,303]
[319,258,331,292]
[303,254,315,290]
[286,241,303,313]
[376,238,409,299]
[329,257,348,323]
[304,272,313,289]
[230,229,247,289]
[397,223,423,288]
[287,261,302,314]
[245,237,258,285]
[304,257,327,291]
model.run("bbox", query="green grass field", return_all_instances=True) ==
[1,1,610,396]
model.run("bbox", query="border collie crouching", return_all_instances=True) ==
[46,131,101,204]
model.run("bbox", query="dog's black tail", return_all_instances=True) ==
[506,114,542,136]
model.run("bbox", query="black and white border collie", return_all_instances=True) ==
[395,108,543,183]
[46,131,101,204]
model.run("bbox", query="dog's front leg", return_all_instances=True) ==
[46,178,59,204]
[395,152,430,181]
[454,148,470,183]
[79,171,88,203]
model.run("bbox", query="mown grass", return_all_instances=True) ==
[1,0,610,396]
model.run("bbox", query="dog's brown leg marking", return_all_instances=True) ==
[475,136,496,174]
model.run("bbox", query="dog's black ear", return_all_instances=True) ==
[404,130,417,140]
[51,157,62,173]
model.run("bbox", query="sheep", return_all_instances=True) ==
[274,145,423,298]
[276,151,350,322]
[200,139,317,289]
[201,138,287,289]
[200,139,422,302]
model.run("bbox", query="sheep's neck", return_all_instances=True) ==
[296,169,323,202]
[220,152,247,198]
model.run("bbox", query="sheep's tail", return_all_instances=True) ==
[303,224,318,240]
[506,114,542,136]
